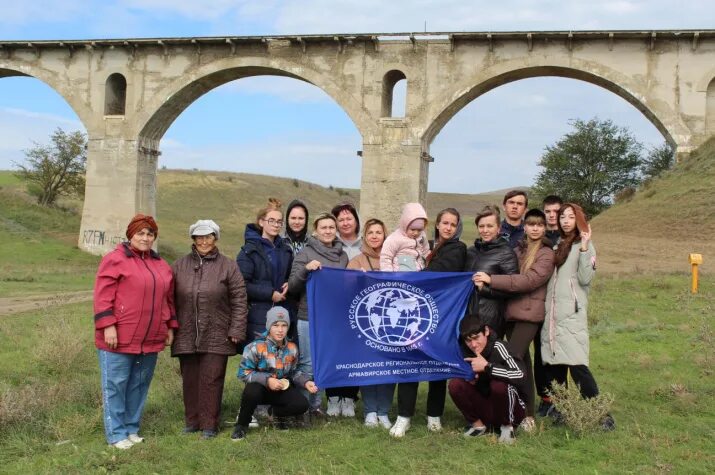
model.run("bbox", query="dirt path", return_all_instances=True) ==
[0,290,93,316]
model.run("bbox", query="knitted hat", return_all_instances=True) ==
[266,306,290,330]
[126,214,158,239]
[189,219,220,240]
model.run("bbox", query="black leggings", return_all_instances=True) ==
[532,322,548,399]
[325,386,359,399]
[545,364,600,399]
[505,321,540,417]
[396,380,447,418]
[236,382,308,427]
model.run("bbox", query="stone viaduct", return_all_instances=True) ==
[1,30,714,254]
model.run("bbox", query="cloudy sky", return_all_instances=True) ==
[1,1,713,193]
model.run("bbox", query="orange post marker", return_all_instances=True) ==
[688,253,703,294]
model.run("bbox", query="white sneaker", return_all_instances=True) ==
[326,397,341,417]
[111,439,134,450]
[498,424,515,445]
[364,412,378,427]
[389,416,411,438]
[248,416,260,428]
[340,397,356,417]
[127,434,144,443]
[426,416,442,432]
[377,415,392,429]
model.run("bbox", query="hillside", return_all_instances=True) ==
[155,170,506,259]
[592,137,715,274]
[2,132,713,295]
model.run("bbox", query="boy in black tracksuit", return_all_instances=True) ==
[448,319,527,444]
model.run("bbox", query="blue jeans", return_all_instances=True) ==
[361,383,395,416]
[297,319,322,410]
[98,350,158,444]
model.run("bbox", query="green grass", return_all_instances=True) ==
[1,275,713,473]
[0,182,98,297]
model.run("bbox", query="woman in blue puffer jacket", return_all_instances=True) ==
[237,198,295,345]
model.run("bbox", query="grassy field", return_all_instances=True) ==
[1,140,714,472]
[0,275,712,473]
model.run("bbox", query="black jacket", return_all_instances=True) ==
[236,225,295,343]
[463,236,519,337]
[426,240,467,272]
[465,338,527,399]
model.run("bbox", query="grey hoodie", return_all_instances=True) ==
[288,236,349,321]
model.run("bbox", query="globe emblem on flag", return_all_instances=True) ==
[354,287,434,346]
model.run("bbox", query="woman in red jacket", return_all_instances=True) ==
[93,214,177,449]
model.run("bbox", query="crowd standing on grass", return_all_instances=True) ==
[93,192,615,449]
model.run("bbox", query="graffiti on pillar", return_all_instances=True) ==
[82,230,124,247]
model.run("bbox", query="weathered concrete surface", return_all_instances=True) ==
[1,31,714,254]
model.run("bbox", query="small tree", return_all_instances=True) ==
[14,128,87,207]
[640,142,675,180]
[532,118,643,216]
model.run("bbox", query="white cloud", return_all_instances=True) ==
[0,107,84,169]
[119,0,241,21]
[0,1,89,26]
[218,76,331,103]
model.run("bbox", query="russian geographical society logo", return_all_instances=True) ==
[348,282,439,351]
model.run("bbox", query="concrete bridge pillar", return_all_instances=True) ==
[78,135,159,254]
[359,119,429,229]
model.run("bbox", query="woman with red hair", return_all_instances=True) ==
[540,203,614,430]
[93,214,177,449]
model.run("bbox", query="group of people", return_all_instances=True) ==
[92,190,613,449]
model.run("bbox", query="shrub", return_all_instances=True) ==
[549,382,615,437]
[292,178,300,188]
[614,186,636,204]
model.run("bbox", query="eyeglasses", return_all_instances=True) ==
[263,218,284,227]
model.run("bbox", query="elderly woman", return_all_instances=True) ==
[94,214,177,449]
[172,219,248,439]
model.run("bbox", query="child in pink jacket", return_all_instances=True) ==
[380,203,430,271]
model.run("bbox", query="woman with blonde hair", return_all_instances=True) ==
[237,198,295,344]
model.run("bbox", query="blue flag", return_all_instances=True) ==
[307,267,475,388]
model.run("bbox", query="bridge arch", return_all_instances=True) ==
[135,57,377,144]
[0,67,93,131]
[418,61,691,152]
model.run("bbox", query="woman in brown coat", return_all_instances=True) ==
[172,219,248,439]
[474,209,555,430]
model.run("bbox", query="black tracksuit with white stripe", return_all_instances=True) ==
[473,340,527,402]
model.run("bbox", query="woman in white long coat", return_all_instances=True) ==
[540,203,614,430]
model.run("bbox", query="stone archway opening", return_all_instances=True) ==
[0,71,87,174]
[423,67,677,198]
[706,77,715,135]
[136,68,362,254]
[382,69,407,118]
[104,73,127,116]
